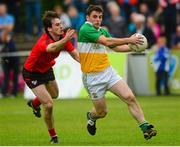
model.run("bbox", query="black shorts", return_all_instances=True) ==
[22,68,55,89]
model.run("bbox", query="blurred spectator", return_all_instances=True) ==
[133,14,156,48]
[177,2,180,25]
[154,4,165,26]
[62,0,73,11]
[154,4,166,36]
[105,1,128,38]
[4,0,21,33]
[147,15,161,41]
[171,24,180,49]
[25,0,42,40]
[54,5,71,30]
[139,3,152,18]
[159,0,178,47]
[116,0,138,22]
[0,3,19,97]
[73,0,89,13]
[128,12,137,34]
[67,5,85,31]
[153,36,170,96]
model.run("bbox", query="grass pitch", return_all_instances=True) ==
[0,95,180,146]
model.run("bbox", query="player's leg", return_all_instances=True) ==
[87,98,107,135]
[24,68,56,118]
[90,98,107,119]
[31,84,58,143]
[45,80,59,142]
[45,80,59,99]
[109,79,157,140]
[22,68,42,117]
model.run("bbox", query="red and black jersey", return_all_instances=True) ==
[24,32,74,73]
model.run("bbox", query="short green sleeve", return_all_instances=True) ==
[78,23,112,43]
[82,26,102,42]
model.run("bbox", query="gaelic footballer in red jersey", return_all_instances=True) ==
[22,11,79,144]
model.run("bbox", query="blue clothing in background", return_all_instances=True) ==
[70,12,85,31]
[0,14,14,35]
[153,46,170,95]
[154,46,170,72]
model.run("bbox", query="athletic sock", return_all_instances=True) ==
[139,121,149,132]
[32,97,41,107]
[48,128,57,138]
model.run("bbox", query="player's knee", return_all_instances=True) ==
[44,100,53,109]
[50,89,59,99]
[125,94,136,104]
[97,109,107,118]
[52,92,59,99]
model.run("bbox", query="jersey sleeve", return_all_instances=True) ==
[39,40,48,52]
[64,40,75,52]
[82,26,102,42]
[103,29,111,38]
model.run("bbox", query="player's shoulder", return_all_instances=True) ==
[33,33,50,49]
[80,22,95,33]
[99,27,108,33]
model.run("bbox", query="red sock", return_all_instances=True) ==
[48,128,57,137]
[32,97,41,107]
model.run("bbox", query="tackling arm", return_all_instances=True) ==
[46,29,75,53]
[69,49,80,62]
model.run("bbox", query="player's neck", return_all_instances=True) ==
[49,32,60,41]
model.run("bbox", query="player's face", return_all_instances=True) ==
[87,11,103,29]
[51,18,64,36]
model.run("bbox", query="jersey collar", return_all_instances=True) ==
[85,21,101,31]
[46,31,63,42]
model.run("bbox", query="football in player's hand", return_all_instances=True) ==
[128,33,148,52]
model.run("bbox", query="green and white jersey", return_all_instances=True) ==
[78,21,111,73]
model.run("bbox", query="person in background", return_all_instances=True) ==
[67,5,85,31]
[159,0,178,47]
[105,1,128,38]
[133,14,156,48]
[22,11,79,144]
[54,5,71,30]
[139,3,152,18]
[0,3,19,97]
[154,35,170,96]
[25,0,42,40]
[128,12,137,34]
[147,15,161,41]
[171,24,180,49]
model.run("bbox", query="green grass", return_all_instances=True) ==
[0,95,180,146]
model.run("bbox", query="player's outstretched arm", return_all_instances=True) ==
[69,49,80,62]
[97,34,143,48]
[46,29,75,52]
[111,45,132,52]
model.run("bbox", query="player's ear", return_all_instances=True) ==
[86,15,90,21]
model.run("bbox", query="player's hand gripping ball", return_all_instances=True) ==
[128,33,148,52]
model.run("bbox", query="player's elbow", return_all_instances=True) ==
[98,36,113,47]
[99,40,113,47]
[46,45,58,53]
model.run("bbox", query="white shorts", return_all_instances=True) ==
[82,66,122,100]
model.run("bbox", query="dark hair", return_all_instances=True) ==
[86,5,103,16]
[42,11,59,32]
